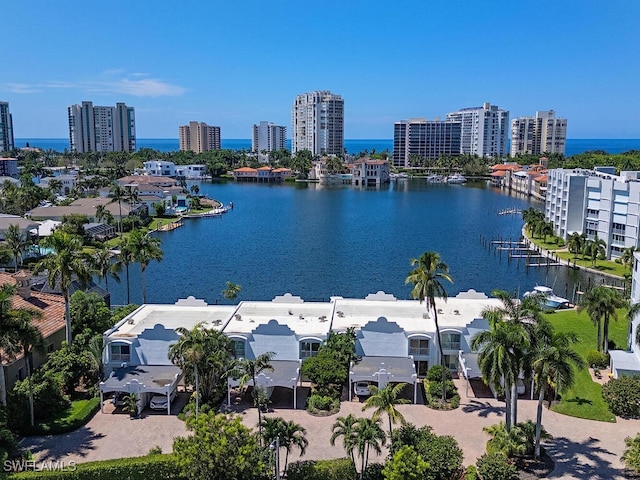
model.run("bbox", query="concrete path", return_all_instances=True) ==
[21,383,639,479]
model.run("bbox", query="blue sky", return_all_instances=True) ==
[3,1,639,139]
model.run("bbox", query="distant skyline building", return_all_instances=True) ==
[446,102,509,157]
[392,118,461,167]
[178,121,221,153]
[68,101,136,154]
[0,101,15,153]
[510,110,567,157]
[252,121,287,154]
[291,91,344,156]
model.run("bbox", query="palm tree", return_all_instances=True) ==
[471,319,528,432]
[109,183,125,237]
[330,414,359,466]
[566,232,587,258]
[578,286,625,353]
[90,246,121,293]
[362,382,409,439]
[127,230,163,303]
[222,281,242,303]
[276,419,307,473]
[12,308,44,428]
[353,417,386,476]
[583,236,607,267]
[34,230,90,345]
[231,352,275,439]
[532,328,583,459]
[4,224,31,272]
[168,324,205,418]
[405,251,454,402]
[0,284,19,406]
[118,236,134,305]
[621,247,637,271]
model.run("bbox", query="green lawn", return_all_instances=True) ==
[545,308,629,422]
[29,397,100,435]
[555,251,630,277]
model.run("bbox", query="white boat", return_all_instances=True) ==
[447,173,467,184]
[426,174,444,183]
[524,285,570,309]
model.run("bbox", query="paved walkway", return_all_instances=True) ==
[21,382,639,479]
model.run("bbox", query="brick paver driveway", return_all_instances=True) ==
[23,382,639,479]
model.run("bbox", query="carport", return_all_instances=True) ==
[348,356,418,403]
[227,359,302,409]
[99,365,182,415]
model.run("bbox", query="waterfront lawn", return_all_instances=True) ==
[528,234,564,251]
[555,251,629,277]
[148,216,180,230]
[545,308,628,422]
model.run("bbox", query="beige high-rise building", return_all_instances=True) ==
[291,91,344,156]
[179,121,221,153]
[511,110,567,156]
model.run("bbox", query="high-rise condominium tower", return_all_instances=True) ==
[393,118,461,167]
[291,91,344,156]
[252,121,287,153]
[510,110,567,156]
[446,102,509,157]
[68,101,136,153]
[0,101,15,152]
[179,121,221,154]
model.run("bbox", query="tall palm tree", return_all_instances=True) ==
[118,236,134,305]
[0,284,20,406]
[566,232,586,258]
[353,417,386,476]
[578,286,625,353]
[330,414,359,466]
[231,352,275,439]
[34,230,90,345]
[260,417,307,473]
[362,382,409,439]
[471,319,528,432]
[222,281,242,303]
[109,183,125,237]
[90,245,121,293]
[12,308,44,428]
[405,251,454,402]
[127,230,163,303]
[532,328,583,458]
[4,224,31,272]
[583,236,607,267]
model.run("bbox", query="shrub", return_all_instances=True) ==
[5,454,183,479]
[602,375,640,418]
[361,462,385,480]
[301,351,348,388]
[428,380,456,400]
[426,365,452,382]
[382,446,430,480]
[622,432,640,474]
[33,398,100,436]
[484,421,550,458]
[307,394,340,415]
[476,452,517,480]
[286,458,356,480]
[586,350,609,369]
[464,465,478,480]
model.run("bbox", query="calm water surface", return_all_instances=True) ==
[105,180,614,306]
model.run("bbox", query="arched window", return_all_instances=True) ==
[230,337,246,359]
[441,331,462,351]
[110,342,131,362]
[299,338,322,359]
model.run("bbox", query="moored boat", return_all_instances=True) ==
[426,174,444,183]
[446,173,467,184]
[524,285,570,309]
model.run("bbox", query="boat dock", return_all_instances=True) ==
[156,220,184,232]
[498,207,522,216]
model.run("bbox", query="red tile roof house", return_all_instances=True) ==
[0,271,65,401]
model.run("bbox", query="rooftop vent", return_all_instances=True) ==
[454,309,460,315]
[423,313,429,319]
[337,311,344,317]
[127,318,135,325]
[288,309,293,315]
[299,314,304,320]
[437,308,443,314]
[235,314,242,321]
[319,315,327,322]
[213,319,222,326]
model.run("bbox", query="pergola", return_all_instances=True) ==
[348,356,418,403]
[227,359,302,409]
[99,365,182,415]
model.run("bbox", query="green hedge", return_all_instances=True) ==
[286,458,357,480]
[6,454,184,480]
[24,398,100,436]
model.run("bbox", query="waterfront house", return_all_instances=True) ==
[174,164,207,180]
[350,157,390,186]
[143,160,176,177]
[0,272,66,396]
[0,214,39,241]
[233,166,291,182]
[116,175,183,198]
[38,174,78,196]
[26,197,144,223]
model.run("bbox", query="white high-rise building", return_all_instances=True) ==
[545,167,640,259]
[0,101,15,153]
[511,110,567,156]
[446,102,509,157]
[68,101,136,153]
[292,91,344,156]
[178,121,221,154]
[252,121,287,157]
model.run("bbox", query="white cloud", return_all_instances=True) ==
[0,73,185,97]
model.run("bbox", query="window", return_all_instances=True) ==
[441,333,461,351]
[110,344,130,362]
[232,339,246,359]
[300,340,321,359]
[409,338,430,356]
[414,360,429,378]
[443,354,458,372]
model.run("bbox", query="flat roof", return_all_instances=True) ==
[350,355,416,383]
[223,300,335,336]
[100,365,181,393]
[610,350,640,372]
[108,303,236,337]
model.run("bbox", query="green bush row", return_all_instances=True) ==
[6,454,183,480]
[286,458,357,480]
[33,398,101,436]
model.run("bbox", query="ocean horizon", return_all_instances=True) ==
[14,138,640,157]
